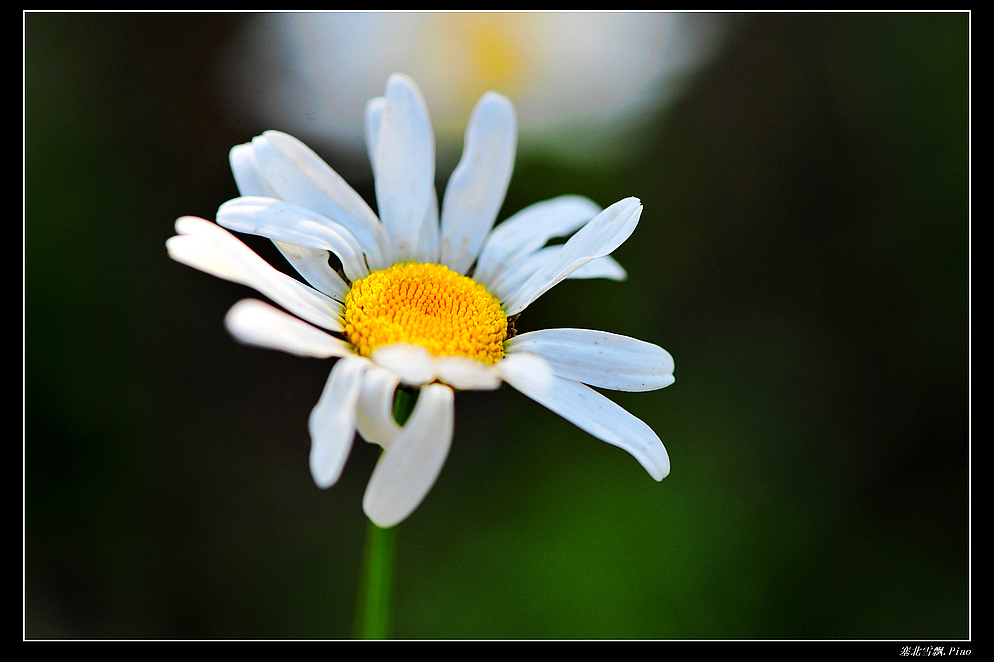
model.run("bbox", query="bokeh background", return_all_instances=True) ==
[25,12,970,640]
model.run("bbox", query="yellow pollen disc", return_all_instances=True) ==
[344,262,508,365]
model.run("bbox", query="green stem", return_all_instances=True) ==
[354,519,396,639]
[392,386,417,426]
[353,387,417,639]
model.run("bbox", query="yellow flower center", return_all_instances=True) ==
[343,262,508,365]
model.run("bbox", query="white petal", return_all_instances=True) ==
[485,246,557,303]
[434,356,503,391]
[373,74,437,263]
[370,343,504,391]
[247,131,390,270]
[507,328,675,392]
[167,217,344,332]
[567,255,627,281]
[495,350,555,394]
[367,93,438,263]
[370,343,436,386]
[268,240,350,301]
[473,195,601,288]
[363,96,386,172]
[415,191,441,265]
[230,143,355,298]
[224,299,353,359]
[355,366,403,449]
[217,196,369,282]
[308,357,370,488]
[362,383,455,528]
[230,142,278,198]
[501,361,670,481]
[440,91,517,275]
[491,250,625,302]
[501,197,643,316]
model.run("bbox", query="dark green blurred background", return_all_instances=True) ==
[25,12,970,640]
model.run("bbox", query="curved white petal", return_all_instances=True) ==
[217,196,369,282]
[506,328,675,392]
[230,143,354,299]
[369,343,505,391]
[269,240,350,301]
[224,299,354,358]
[473,195,601,288]
[567,255,627,281]
[488,246,626,304]
[367,94,441,262]
[501,197,643,316]
[440,91,517,275]
[367,94,440,265]
[167,216,344,332]
[485,245,558,303]
[247,130,391,270]
[502,365,670,481]
[363,96,386,172]
[433,356,503,391]
[308,357,370,488]
[415,191,441,265]
[370,343,436,386]
[355,366,403,449]
[495,350,555,394]
[230,142,278,198]
[362,383,455,528]
[373,74,437,263]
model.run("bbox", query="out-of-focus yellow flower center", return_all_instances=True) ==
[459,13,524,93]
[344,262,507,365]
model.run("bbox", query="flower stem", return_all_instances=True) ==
[353,387,417,639]
[354,519,395,639]
[392,386,417,425]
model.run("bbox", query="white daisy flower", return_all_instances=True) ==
[167,73,675,528]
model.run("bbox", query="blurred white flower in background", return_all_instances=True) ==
[218,11,724,169]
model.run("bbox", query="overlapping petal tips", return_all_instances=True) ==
[166,216,345,333]
[433,356,503,391]
[473,194,602,291]
[224,299,353,359]
[370,343,503,391]
[440,91,517,276]
[308,356,371,489]
[370,343,436,386]
[229,142,277,198]
[355,366,403,449]
[227,141,355,300]
[263,240,351,303]
[217,196,369,283]
[231,130,391,271]
[501,197,644,316]
[371,73,437,264]
[506,328,675,392]
[362,384,455,528]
